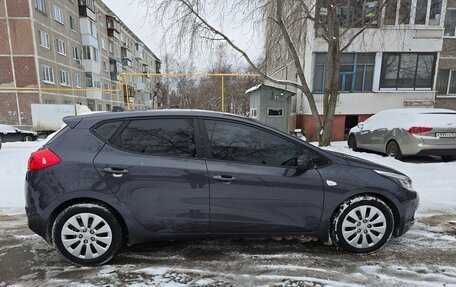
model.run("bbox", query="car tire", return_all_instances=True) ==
[23,135,33,142]
[441,155,455,162]
[348,135,359,151]
[386,140,403,160]
[52,203,123,266]
[331,195,394,253]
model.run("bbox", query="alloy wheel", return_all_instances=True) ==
[341,205,387,249]
[60,213,113,259]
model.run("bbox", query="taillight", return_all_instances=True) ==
[408,126,433,134]
[28,148,61,171]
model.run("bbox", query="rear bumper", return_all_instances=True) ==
[415,149,456,156]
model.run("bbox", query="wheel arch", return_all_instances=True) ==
[47,197,129,245]
[330,191,401,238]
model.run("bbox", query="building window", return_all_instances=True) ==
[313,53,375,93]
[103,61,109,72]
[380,53,436,90]
[72,46,80,60]
[104,83,109,94]
[86,73,101,88]
[267,108,283,117]
[38,30,50,49]
[444,8,456,37]
[250,108,257,119]
[109,41,114,54]
[42,65,54,84]
[69,16,76,31]
[35,0,46,13]
[101,38,106,50]
[436,70,456,95]
[415,0,442,25]
[56,38,66,55]
[399,0,412,24]
[89,19,97,38]
[98,14,105,27]
[75,74,81,88]
[53,5,64,24]
[82,46,98,61]
[60,70,70,86]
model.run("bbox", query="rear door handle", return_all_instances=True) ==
[103,167,129,178]
[212,175,237,184]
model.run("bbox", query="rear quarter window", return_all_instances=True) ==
[92,121,123,141]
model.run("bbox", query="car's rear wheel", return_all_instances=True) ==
[386,140,403,160]
[331,195,394,253]
[52,203,123,265]
[348,135,358,151]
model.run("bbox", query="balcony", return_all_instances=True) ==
[135,43,144,59]
[78,0,95,20]
[122,58,132,68]
[121,47,132,60]
[106,16,120,40]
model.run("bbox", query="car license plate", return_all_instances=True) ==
[436,132,456,138]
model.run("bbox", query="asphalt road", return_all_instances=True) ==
[1,211,455,287]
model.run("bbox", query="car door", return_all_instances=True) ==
[93,117,210,234]
[201,118,325,234]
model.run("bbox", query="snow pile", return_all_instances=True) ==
[350,108,456,133]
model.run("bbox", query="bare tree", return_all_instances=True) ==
[140,0,389,146]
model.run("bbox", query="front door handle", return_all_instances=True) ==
[212,175,237,184]
[103,167,129,178]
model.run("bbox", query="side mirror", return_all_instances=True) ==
[15,128,20,133]
[357,122,364,130]
[297,156,314,171]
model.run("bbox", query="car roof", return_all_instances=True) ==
[64,109,254,129]
[380,108,456,115]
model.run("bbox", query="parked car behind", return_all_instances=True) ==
[25,110,419,265]
[0,124,38,143]
[348,108,456,161]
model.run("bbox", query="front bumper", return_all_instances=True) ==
[395,192,420,237]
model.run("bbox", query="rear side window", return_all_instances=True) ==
[204,120,299,166]
[116,118,196,158]
[93,121,123,141]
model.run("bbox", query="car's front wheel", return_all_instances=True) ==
[52,203,123,265]
[331,195,394,253]
[23,135,34,142]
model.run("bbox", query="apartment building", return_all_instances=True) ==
[260,0,450,141]
[435,1,456,108]
[0,0,161,128]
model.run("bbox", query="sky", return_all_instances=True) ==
[102,0,264,72]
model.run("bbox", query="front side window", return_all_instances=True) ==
[204,120,299,166]
[117,118,196,157]
[380,53,435,89]
[314,53,375,93]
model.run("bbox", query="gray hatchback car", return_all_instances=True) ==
[25,110,419,265]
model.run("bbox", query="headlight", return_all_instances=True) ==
[374,170,413,191]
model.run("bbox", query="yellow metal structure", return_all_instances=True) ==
[0,73,260,112]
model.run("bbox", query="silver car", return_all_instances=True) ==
[348,108,456,161]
